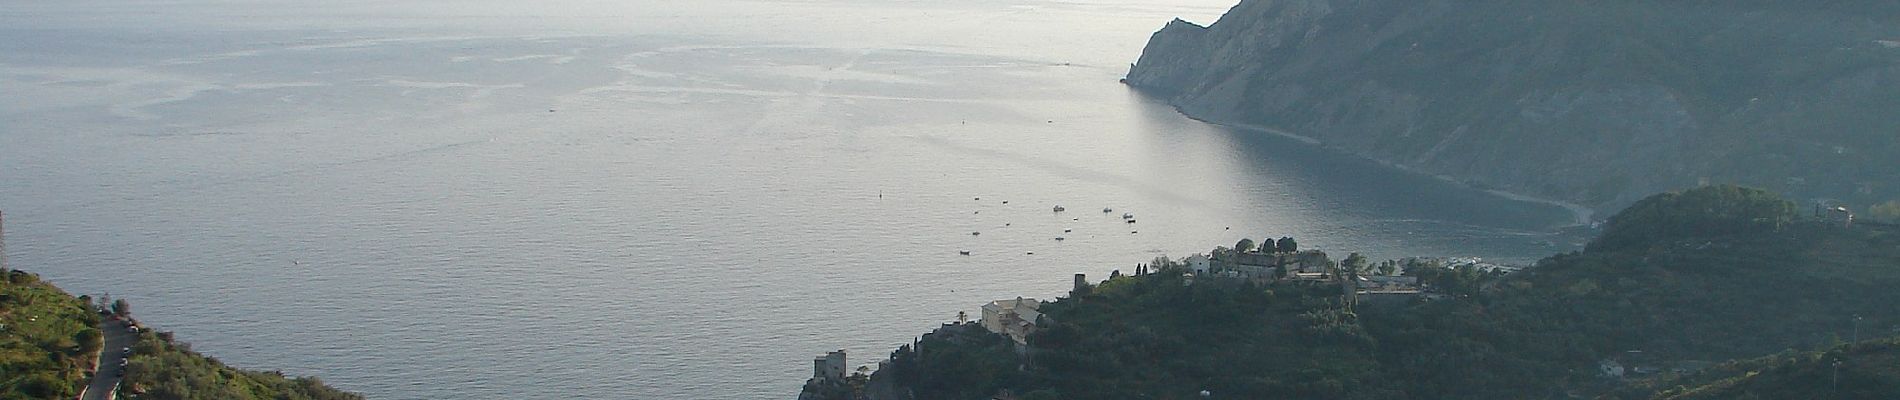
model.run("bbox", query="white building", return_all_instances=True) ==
[1599,359,1626,378]
[980,297,1044,345]
[1186,254,1211,275]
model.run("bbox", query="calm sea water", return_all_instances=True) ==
[0,1,1580,398]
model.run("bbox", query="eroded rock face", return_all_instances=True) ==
[1129,0,1900,211]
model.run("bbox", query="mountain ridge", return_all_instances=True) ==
[1126,0,1900,212]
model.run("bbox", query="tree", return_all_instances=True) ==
[1377,261,1398,276]
[1342,253,1368,278]
[75,328,103,354]
[1151,256,1181,270]
[112,298,131,317]
[1236,238,1256,253]
[1276,237,1299,254]
[1872,200,1900,222]
[1590,185,1796,251]
[19,372,73,398]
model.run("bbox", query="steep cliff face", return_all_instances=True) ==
[1129,0,1900,211]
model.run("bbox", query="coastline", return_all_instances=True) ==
[1177,112,1597,228]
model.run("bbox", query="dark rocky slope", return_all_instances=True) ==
[1127,0,1900,212]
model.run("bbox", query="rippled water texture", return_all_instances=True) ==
[0,1,1580,398]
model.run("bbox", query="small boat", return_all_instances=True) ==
[1053,205,1066,212]
[1063,229,1072,233]
[1055,237,1065,241]
[972,232,981,236]
[1122,212,1134,219]
[1126,219,1137,224]
[974,197,981,200]
[1002,200,1009,204]
[1131,231,1138,234]
[1103,207,1112,213]
[958,250,971,255]
[1027,252,1035,255]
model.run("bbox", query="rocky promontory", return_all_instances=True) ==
[1127,0,1900,213]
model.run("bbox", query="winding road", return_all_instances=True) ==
[82,318,136,400]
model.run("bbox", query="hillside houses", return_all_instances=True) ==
[980,297,1045,345]
[1173,240,1527,304]
[1205,248,1333,282]
[1186,254,1211,275]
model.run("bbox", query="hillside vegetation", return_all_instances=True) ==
[0,269,357,400]
[0,271,101,399]
[860,186,1900,399]
[1127,0,1900,211]
[121,331,360,400]
[1635,337,1900,400]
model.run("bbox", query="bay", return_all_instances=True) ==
[0,1,1579,398]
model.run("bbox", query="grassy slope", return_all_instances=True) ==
[0,271,101,400]
[121,331,360,400]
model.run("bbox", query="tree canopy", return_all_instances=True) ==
[1591,185,1797,251]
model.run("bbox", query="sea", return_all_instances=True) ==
[0,1,1582,398]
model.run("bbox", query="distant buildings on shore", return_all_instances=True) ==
[802,239,1539,396]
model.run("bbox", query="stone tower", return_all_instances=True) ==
[812,350,847,382]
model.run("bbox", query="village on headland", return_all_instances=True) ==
[798,236,1528,399]
[795,189,1889,400]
